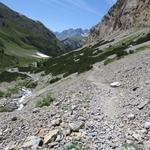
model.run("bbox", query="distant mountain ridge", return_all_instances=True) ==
[55,28,89,40]
[87,0,150,43]
[55,28,89,49]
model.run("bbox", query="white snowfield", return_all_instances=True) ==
[32,52,50,59]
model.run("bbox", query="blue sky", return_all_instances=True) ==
[0,0,116,32]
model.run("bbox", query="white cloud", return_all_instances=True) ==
[65,0,100,15]
[41,0,101,16]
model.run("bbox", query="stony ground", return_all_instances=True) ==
[0,49,150,150]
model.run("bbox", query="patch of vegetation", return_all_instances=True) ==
[0,71,28,83]
[0,91,5,97]
[122,142,145,150]
[5,86,20,97]
[0,105,8,112]
[104,58,115,65]
[19,79,38,89]
[131,33,150,46]
[135,45,150,52]
[50,77,61,84]
[64,141,85,150]
[0,53,18,70]
[36,94,54,107]
[63,72,71,78]
[62,105,69,112]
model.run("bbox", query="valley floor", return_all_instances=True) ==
[0,49,150,150]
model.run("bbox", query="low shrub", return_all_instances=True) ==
[63,72,70,78]
[0,91,5,97]
[50,77,61,84]
[0,71,27,83]
[104,58,114,65]
[36,94,54,107]
[116,50,128,58]
[5,86,20,97]
[65,141,85,150]
[21,79,38,89]
[0,105,8,112]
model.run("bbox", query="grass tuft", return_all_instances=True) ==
[36,94,54,107]
[65,141,85,150]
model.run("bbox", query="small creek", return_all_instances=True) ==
[13,88,32,111]
[18,88,32,110]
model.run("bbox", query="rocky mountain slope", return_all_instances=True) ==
[0,27,150,149]
[1,46,150,150]
[87,0,150,43]
[0,2,66,60]
[55,28,89,49]
[0,0,150,149]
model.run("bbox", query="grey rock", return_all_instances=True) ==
[69,121,84,132]
[11,117,17,121]
[51,118,62,126]
[44,129,59,144]
[4,102,18,112]
[144,122,150,129]
[21,136,42,149]
[63,128,71,136]
[138,101,149,110]
[32,108,40,113]
[127,114,135,120]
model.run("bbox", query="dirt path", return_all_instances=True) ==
[87,66,121,120]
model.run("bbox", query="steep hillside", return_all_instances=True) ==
[87,0,150,43]
[0,2,65,58]
[55,28,89,49]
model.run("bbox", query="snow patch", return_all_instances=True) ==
[32,52,50,59]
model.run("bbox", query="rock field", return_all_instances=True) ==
[0,49,150,149]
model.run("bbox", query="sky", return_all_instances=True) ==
[0,0,116,32]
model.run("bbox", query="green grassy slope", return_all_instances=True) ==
[0,2,66,56]
[0,2,67,69]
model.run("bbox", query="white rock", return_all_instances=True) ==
[127,114,135,120]
[132,133,142,141]
[21,136,42,149]
[63,128,71,136]
[144,122,150,129]
[138,101,149,110]
[69,121,84,132]
[51,118,62,126]
[110,82,121,87]
[44,129,59,144]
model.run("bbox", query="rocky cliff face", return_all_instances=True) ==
[87,0,150,43]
